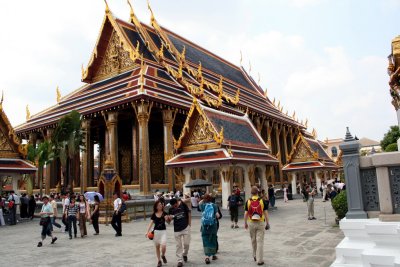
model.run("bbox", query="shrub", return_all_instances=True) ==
[332,190,348,220]
[385,143,398,152]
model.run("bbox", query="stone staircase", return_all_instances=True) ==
[331,218,400,267]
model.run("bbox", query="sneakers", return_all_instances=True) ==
[183,256,188,262]
[161,255,167,264]
[257,262,265,265]
[51,237,57,244]
[37,242,42,247]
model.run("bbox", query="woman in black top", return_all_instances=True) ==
[146,200,168,267]
[90,195,100,235]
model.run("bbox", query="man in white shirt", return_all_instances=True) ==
[50,195,62,231]
[111,192,122,237]
[61,192,70,232]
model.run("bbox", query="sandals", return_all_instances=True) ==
[205,258,211,264]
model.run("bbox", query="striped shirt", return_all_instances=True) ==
[66,204,79,217]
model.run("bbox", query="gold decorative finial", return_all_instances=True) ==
[264,88,267,97]
[258,72,261,85]
[127,0,134,16]
[26,105,30,121]
[240,50,243,66]
[147,0,155,22]
[292,111,296,119]
[312,128,317,139]
[104,0,110,13]
[272,97,275,106]
[248,60,252,73]
[56,86,61,103]
[277,100,280,109]
[305,118,308,128]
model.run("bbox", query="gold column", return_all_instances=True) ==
[289,127,294,149]
[162,109,175,191]
[132,120,138,184]
[274,123,283,184]
[105,112,119,172]
[82,119,93,192]
[282,126,288,164]
[254,116,263,134]
[133,101,153,194]
[45,129,53,195]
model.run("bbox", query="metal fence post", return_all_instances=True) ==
[339,127,368,219]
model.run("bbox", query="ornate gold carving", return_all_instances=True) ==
[287,133,318,162]
[26,105,30,121]
[95,31,136,82]
[0,131,13,151]
[187,116,215,145]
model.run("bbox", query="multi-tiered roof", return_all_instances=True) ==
[15,3,302,135]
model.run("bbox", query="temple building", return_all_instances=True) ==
[0,97,36,194]
[14,2,331,197]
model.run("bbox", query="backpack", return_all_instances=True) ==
[229,196,237,208]
[248,198,263,221]
[8,196,15,209]
[119,201,127,214]
[201,203,216,226]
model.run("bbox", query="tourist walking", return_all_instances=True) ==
[307,185,317,220]
[199,194,220,264]
[111,192,122,237]
[91,195,100,235]
[50,195,62,231]
[227,190,243,228]
[61,192,70,232]
[166,198,191,267]
[64,198,78,239]
[37,195,57,247]
[146,200,168,267]
[267,185,275,209]
[28,195,36,220]
[78,194,89,237]
[283,185,288,203]
[244,186,270,266]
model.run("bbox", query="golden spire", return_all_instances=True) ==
[81,63,85,79]
[248,60,252,73]
[292,111,296,119]
[104,0,110,13]
[264,88,267,97]
[26,105,30,121]
[305,118,308,128]
[258,72,261,85]
[240,50,243,66]
[280,105,283,112]
[127,0,134,17]
[272,97,275,106]
[312,128,317,139]
[147,0,155,22]
[277,100,280,109]
[56,86,61,103]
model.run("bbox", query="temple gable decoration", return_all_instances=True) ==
[283,133,338,172]
[81,8,141,83]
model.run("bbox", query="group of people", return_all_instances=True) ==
[145,185,270,267]
[37,192,101,247]
[0,191,37,226]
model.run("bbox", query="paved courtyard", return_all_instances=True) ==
[0,198,343,267]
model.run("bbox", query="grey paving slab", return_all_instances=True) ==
[0,198,343,267]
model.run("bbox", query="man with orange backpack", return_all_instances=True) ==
[244,186,270,266]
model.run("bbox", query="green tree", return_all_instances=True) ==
[381,125,400,151]
[52,110,84,193]
[27,141,53,196]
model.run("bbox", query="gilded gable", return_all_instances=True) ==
[187,116,215,146]
[93,30,136,82]
[292,142,315,162]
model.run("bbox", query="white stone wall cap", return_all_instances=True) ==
[360,155,373,168]
[370,151,400,167]
[340,218,379,229]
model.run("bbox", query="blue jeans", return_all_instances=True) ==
[269,197,275,208]
[50,217,61,231]
[41,217,52,239]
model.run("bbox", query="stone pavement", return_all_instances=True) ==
[0,198,343,267]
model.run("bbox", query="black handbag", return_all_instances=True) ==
[39,217,49,226]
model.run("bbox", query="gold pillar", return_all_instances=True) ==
[105,112,118,172]
[254,116,263,134]
[282,126,288,164]
[45,129,53,195]
[274,123,283,184]
[289,127,294,149]
[132,120,138,184]
[133,101,153,194]
[162,109,175,191]
[82,119,93,192]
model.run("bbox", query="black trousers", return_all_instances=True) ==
[20,203,28,218]
[9,207,16,225]
[92,213,99,234]
[229,207,239,223]
[68,216,77,237]
[111,212,121,235]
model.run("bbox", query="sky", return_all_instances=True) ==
[1,0,399,142]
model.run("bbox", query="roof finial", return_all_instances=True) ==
[312,128,317,139]
[258,72,261,85]
[285,110,288,116]
[264,88,268,97]
[127,0,134,17]
[292,111,296,119]
[26,105,30,121]
[248,60,252,73]
[147,0,155,22]
[277,100,280,109]
[104,0,110,13]
[272,97,275,106]
[305,118,308,128]
[344,127,354,141]
[56,86,61,103]
[240,50,243,66]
